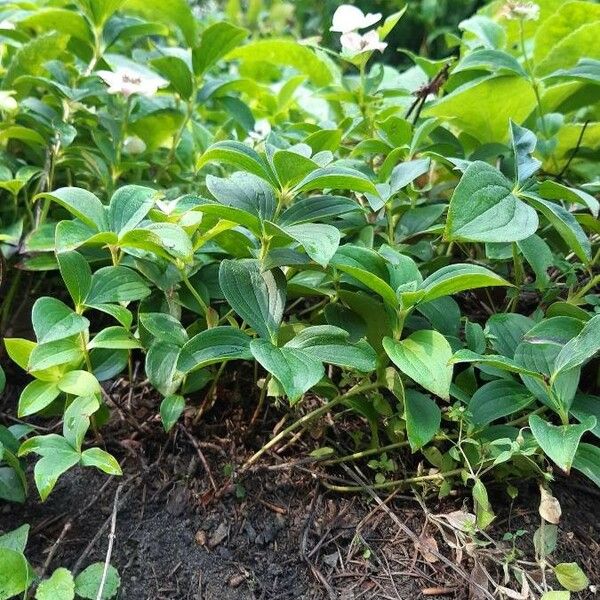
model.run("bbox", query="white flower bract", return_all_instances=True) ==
[123,136,147,155]
[96,67,168,98]
[330,4,382,33]
[0,19,15,30]
[501,1,540,21]
[340,30,387,55]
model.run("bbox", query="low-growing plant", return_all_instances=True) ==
[0,0,598,572]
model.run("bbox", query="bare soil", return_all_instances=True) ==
[1,371,600,600]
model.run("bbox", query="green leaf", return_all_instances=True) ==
[28,338,83,372]
[0,524,29,552]
[36,188,108,231]
[80,448,122,475]
[4,338,36,371]
[35,568,74,600]
[57,370,100,396]
[281,223,341,267]
[2,31,68,89]
[469,380,533,426]
[20,7,90,41]
[278,195,360,226]
[553,314,600,377]
[32,298,89,344]
[389,158,431,195]
[192,21,248,75]
[293,166,378,196]
[522,193,592,263]
[553,563,589,592]
[18,380,61,417]
[250,339,324,402]
[404,389,441,452]
[140,313,188,347]
[529,415,596,473]
[160,394,185,433]
[517,234,554,290]
[445,161,538,242]
[485,313,535,358]
[88,326,141,349]
[285,325,377,372]
[454,49,527,77]
[57,251,92,308]
[145,343,181,396]
[74,562,120,600]
[510,121,541,183]
[540,592,570,600]
[449,350,543,379]
[271,149,319,189]
[425,76,536,143]
[538,180,599,218]
[383,331,453,400]
[19,435,81,501]
[0,549,29,600]
[197,141,275,185]
[570,394,600,439]
[415,263,512,304]
[219,259,286,343]
[123,0,196,45]
[177,327,252,372]
[472,478,495,529]
[63,395,99,451]
[227,39,334,86]
[573,443,600,487]
[108,185,155,235]
[86,266,151,304]
[151,54,193,99]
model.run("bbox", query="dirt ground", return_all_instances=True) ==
[2,372,600,600]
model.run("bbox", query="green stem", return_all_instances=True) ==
[242,381,379,469]
[181,273,211,325]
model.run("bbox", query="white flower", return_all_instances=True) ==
[0,19,15,30]
[244,118,272,144]
[123,135,146,155]
[0,91,17,112]
[501,1,540,21]
[156,199,178,215]
[340,30,387,55]
[330,4,382,33]
[96,67,168,98]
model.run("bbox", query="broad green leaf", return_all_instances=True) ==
[553,563,589,593]
[32,298,89,344]
[4,338,36,371]
[20,7,90,41]
[278,195,360,226]
[271,150,319,189]
[485,313,535,358]
[0,524,29,552]
[450,349,543,379]
[197,141,275,185]
[160,394,185,433]
[2,31,68,89]
[206,172,276,220]
[80,448,122,475]
[57,251,92,307]
[0,549,29,600]
[35,567,74,600]
[445,162,538,242]
[424,76,536,143]
[282,223,341,267]
[573,443,600,487]
[517,234,554,290]
[63,395,99,451]
[219,259,286,343]
[192,21,248,75]
[383,331,453,400]
[86,266,151,304]
[123,0,196,45]
[469,380,533,426]
[510,121,541,183]
[411,264,511,306]
[74,563,120,600]
[453,49,526,77]
[293,166,378,196]
[389,158,431,195]
[250,339,324,402]
[553,314,600,377]
[227,39,334,86]
[57,370,100,396]
[331,246,397,307]
[540,592,570,600]
[523,193,592,263]
[36,188,108,231]
[177,327,252,372]
[108,185,155,235]
[151,54,193,99]
[404,389,441,452]
[529,414,596,473]
[538,180,599,218]
[18,380,61,417]
[570,394,600,439]
[88,326,141,349]
[90,348,129,382]
[285,325,377,372]
[145,343,181,397]
[28,338,83,372]
[140,313,188,347]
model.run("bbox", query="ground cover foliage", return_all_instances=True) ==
[0,0,599,597]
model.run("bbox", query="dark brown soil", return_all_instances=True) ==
[2,374,600,600]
